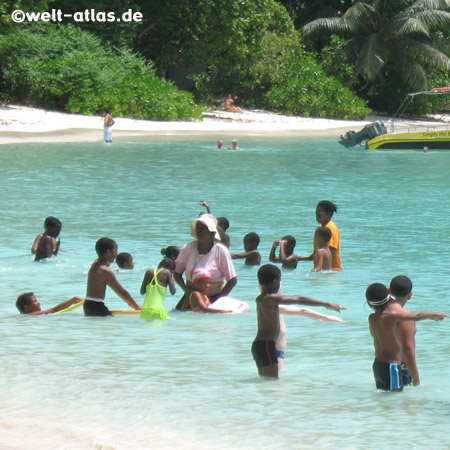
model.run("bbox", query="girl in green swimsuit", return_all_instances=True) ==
[140,259,176,319]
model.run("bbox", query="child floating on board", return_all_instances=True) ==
[16,292,83,315]
[140,259,176,319]
[189,268,231,313]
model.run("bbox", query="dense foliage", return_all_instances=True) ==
[183,2,370,118]
[0,26,202,120]
[1,0,449,118]
[302,0,450,112]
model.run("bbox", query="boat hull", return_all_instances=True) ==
[367,129,450,150]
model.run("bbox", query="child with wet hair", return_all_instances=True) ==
[367,282,447,391]
[231,232,261,266]
[31,216,62,261]
[16,292,83,315]
[312,226,332,272]
[116,252,134,269]
[161,246,181,261]
[269,235,300,269]
[140,258,176,319]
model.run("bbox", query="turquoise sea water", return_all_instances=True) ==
[1,136,450,449]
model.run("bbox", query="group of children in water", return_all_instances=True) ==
[16,199,448,391]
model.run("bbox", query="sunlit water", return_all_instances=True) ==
[1,136,450,449]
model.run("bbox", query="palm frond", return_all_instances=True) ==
[342,2,379,33]
[431,33,450,57]
[355,33,388,81]
[402,38,450,70]
[415,10,450,29]
[302,17,348,37]
[396,18,431,37]
[412,0,450,12]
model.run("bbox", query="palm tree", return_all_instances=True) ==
[302,0,450,90]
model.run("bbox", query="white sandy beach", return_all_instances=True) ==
[1,104,448,145]
[0,104,372,145]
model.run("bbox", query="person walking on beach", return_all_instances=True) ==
[103,109,115,143]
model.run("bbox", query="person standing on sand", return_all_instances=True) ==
[103,109,115,143]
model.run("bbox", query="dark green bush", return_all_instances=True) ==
[0,25,203,121]
[263,54,371,119]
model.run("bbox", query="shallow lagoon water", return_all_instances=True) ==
[1,136,450,449]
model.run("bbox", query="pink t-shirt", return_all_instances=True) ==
[175,241,236,286]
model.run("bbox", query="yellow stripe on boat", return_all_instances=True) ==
[368,129,450,150]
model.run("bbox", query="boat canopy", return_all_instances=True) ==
[393,87,450,118]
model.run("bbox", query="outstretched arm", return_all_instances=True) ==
[262,293,346,313]
[279,305,344,322]
[39,296,84,315]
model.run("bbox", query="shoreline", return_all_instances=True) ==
[0,104,370,145]
[1,104,448,145]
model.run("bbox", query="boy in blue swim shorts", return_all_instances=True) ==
[366,282,448,391]
[252,264,345,378]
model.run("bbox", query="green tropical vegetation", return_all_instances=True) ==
[302,0,450,111]
[0,0,449,120]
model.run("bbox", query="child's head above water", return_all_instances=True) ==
[116,252,134,269]
[95,237,117,257]
[217,217,229,231]
[244,232,260,250]
[365,283,390,310]
[281,235,296,254]
[44,216,62,237]
[257,264,281,293]
[389,275,413,298]
[161,246,181,261]
[16,292,40,314]
[314,226,332,245]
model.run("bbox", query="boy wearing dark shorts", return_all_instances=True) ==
[252,264,344,378]
[84,237,140,316]
[366,282,447,391]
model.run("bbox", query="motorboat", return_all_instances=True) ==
[339,88,450,150]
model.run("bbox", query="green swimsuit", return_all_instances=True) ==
[140,269,170,320]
